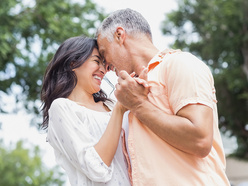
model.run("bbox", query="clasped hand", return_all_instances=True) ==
[114,67,150,111]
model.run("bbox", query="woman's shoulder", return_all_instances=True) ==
[50,98,72,110]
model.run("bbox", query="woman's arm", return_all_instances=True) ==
[94,102,126,166]
[48,99,125,182]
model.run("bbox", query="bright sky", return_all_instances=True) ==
[0,0,237,185]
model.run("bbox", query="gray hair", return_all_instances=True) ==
[96,8,152,42]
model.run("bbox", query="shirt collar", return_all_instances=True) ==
[148,49,181,72]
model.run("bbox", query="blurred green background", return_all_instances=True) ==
[0,0,247,185]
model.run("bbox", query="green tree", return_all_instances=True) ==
[0,0,106,118]
[0,139,65,185]
[161,0,248,159]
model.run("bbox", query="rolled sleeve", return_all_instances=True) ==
[160,52,216,114]
[85,147,114,182]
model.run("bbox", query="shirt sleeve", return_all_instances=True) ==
[47,98,113,182]
[160,52,217,114]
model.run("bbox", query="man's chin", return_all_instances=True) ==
[112,66,119,76]
[115,69,119,76]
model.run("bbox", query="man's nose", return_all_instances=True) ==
[105,63,111,72]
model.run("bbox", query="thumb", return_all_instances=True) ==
[139,66,148,80]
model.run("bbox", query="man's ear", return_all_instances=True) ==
[115,27,126,45]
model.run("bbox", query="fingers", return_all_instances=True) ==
[139,66,148,80]
[119,70,130,80]
[130,72,136,77]
[135,66,148,87]
[114,69,150,110]
[134,77,149,88]
[117,70,136,85]
[118,68,148,80]
[117,69,149,88]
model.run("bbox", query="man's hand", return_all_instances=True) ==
[114,68,149,111]
[133,66,149,88]
[115,67,213,157]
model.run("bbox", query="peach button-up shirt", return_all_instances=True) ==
[127,50,230,186]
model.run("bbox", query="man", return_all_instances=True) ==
[96,8,230,186]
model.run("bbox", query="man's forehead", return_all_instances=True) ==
[98,49,104,58]
[97,46,105,59]
[97,38,106,53]
[97,37,104,48]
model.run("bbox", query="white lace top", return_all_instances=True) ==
[47,98,131,186]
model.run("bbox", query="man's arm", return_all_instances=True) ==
[115,70,213,158]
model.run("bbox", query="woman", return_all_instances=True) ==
[41,36,131,186]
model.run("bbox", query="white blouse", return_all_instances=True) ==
[47,98,131,186]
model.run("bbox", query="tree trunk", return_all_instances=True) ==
[242,0,248,80]
[242,48,248,81]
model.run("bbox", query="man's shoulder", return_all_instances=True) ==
[161,51,206,69]
[162,51,195,62]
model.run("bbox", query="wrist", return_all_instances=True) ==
[115,102,127,115]
[130,98,149,117]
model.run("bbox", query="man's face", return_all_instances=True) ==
[97,35,131,76]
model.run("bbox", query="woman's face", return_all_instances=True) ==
[73,48,106,94]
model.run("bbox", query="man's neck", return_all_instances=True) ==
[130,43,159,76]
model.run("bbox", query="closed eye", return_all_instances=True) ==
[103,59,107,67]
[99,50,105,60]
[94,60,100,64]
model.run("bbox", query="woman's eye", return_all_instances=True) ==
[94,60,100,64]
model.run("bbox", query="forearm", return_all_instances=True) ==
[131,100,213,158]
[94,104,125,166]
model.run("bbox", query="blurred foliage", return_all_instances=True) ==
[0,0,106,120]
[0,1,105,184]
[0,139,65,185]
[161,0,248,159]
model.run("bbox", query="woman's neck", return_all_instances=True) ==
[67,88,109,112]
[68,87,94,103]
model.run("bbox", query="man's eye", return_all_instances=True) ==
[100,51,105,59]
[103,60,107,66]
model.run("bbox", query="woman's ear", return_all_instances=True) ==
[70,61,75,71]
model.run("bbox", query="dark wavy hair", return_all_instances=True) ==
[41,36,111,129]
